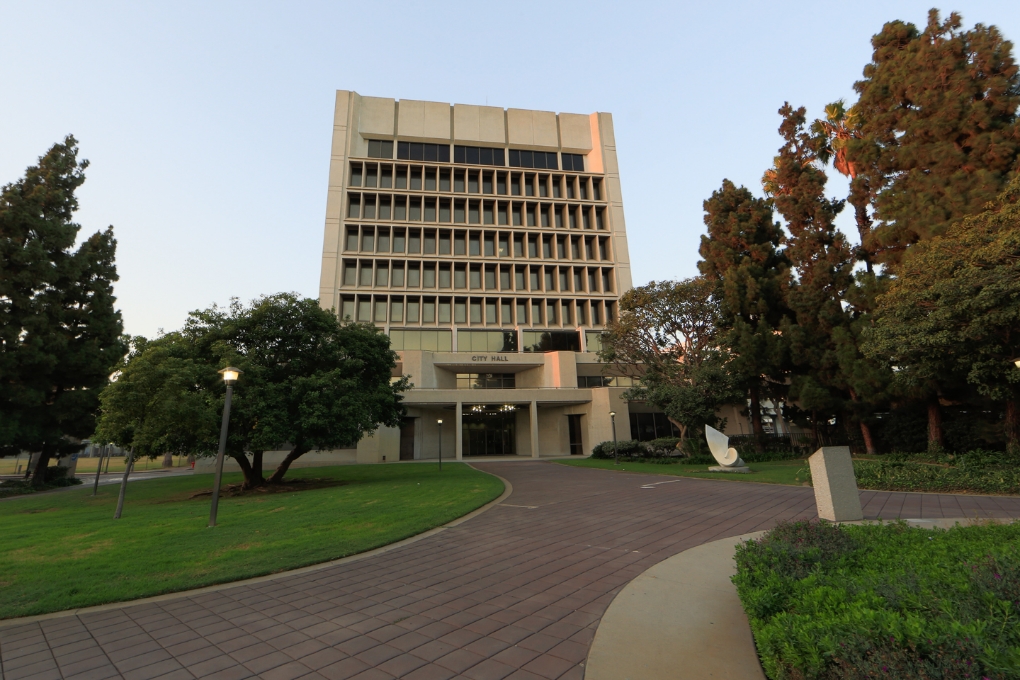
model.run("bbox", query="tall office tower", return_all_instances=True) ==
[318,91,675,463]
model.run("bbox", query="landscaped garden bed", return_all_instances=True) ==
[0,463,503,619]
[733,520,1020,679]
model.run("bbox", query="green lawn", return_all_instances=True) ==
[555,458,811,486]
[0,463,503,620]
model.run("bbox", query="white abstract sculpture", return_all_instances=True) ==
[705,425,749,472]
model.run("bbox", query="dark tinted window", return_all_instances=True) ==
[398,142,451,163]
[561,153,585,171]
[367,140,393,159]
[521,330,580,353]
[509,149,559,169]
[454,145,505,166]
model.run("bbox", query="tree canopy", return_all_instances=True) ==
[698,180,790,439]
[94,294,409,487]
[864,177,1020,452]
[0,136,125,486]
[851,9,1020,266]
[599,278,742,450]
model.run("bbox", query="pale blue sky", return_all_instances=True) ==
[3,1,1018,338]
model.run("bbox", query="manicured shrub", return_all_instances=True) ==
[853,460,1020,495]
[645,437,682,457]
[733,520,1020,679]
[590,439,642,459]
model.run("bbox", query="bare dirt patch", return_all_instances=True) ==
[189,478,348,499]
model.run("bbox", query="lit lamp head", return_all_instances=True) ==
[1014,358,1020,369]
[609,411,616,419]
[218,367,242,385]
[437,419,443,426]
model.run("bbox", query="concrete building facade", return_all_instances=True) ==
[316,90,672,463]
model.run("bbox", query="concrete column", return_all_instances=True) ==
[530,401,540,459]
[455,402,463,460]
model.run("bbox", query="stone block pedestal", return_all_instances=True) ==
[809,446,863,521]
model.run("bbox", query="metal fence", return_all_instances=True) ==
[729,432,866,455]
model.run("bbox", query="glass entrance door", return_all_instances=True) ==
[462,406,517,456]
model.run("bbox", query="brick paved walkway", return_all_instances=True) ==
[4,462,1020,680]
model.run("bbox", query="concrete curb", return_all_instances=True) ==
[583,517,1016,680]
[584,532,767,680]
[0,464,512,629]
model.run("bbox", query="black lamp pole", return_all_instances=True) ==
[437,419,443,471]
[209,367,242,528]
[610,411,618,465]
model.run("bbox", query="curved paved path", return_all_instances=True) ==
[3,462,1020,680]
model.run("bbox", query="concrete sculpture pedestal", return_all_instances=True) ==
[708,465,750,473]
[809,446,863,521]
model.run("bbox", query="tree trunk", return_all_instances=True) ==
[666,417,687,457]
[230,453,264,489]
[927,396,945,452]
[859,421,876,455]
[251,451,264,480]
[268,445,311,484]
[748,386,765,452]
[31,446,54,488]
[162,452,174,468]
[1005,398,1020,458]
[847,389,876,455]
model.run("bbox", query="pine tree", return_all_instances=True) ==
[851,9,1020,266]
[698,180,790,442]
[763,104,871,448]
[0,136,126,486]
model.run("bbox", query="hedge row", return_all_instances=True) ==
[589,439,802,464]
[733,520,1020,679]
[853,460,1020,496]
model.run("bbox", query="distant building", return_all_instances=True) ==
[316,90,682,463]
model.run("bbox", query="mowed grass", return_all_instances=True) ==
[556,458,811,486]
[0,463,503,620]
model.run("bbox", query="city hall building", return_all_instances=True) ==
[315,90,682,464]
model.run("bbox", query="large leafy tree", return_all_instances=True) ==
[864,177,1020,453]
[0,137,126,486]
[599,278,742,450]
[94,335,220,462]
[851,9,1020,266]
[698,180,791,441]
[95,294,408,488]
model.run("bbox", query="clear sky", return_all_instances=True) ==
[3,1,1018,338]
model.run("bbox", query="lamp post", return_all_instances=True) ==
[610,411,618,465]
[209,367,241,528]
[437,418,443,471]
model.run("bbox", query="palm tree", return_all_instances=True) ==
[812,101,874,272]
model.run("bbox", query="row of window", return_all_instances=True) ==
[342,260,616,294]
[344,226,612,261]
[349,163,602,199]
[452,372,638,389]
[391,329,607,353]
[456,373,516,389]
[365,140,585,171]
[348,195,607,229]
[453,145,504,166]
[340,296,616,327]
[576,375,640,388]
[507,149,560,170]
[389,328,599,353]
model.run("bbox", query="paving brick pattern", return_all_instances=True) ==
[4,462,1020,680]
